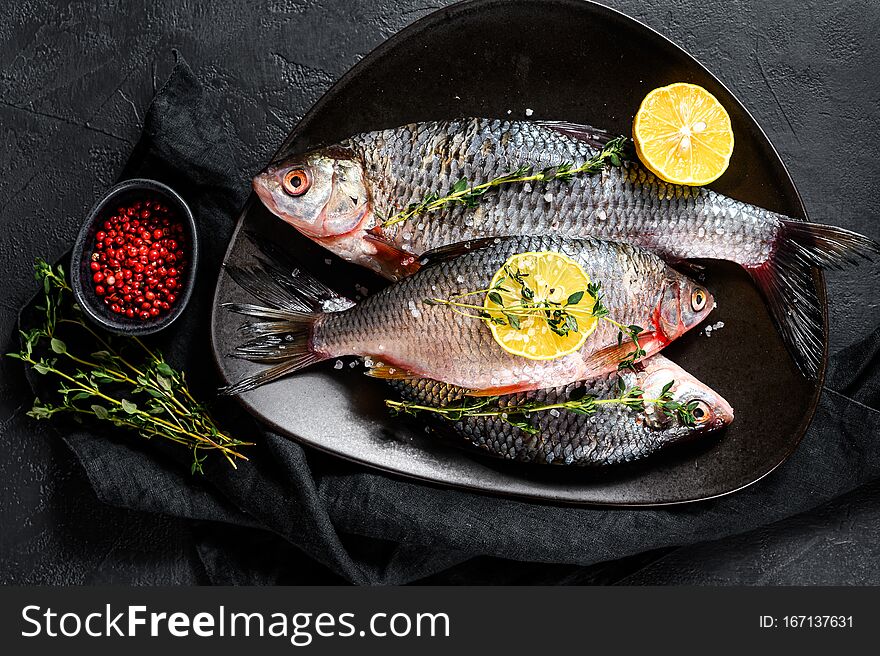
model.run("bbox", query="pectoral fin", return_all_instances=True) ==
[365,364,420,380]
[536,121,614,149]
[363,229,421,278]
[580,332,665,377]
[464,383,535,398]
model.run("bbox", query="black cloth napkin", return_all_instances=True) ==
[19,57,880,585]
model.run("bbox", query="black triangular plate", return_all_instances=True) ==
[210,0,824,505]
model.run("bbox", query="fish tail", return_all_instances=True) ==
[219,315,323,396]
[220,240,351,395]
[749,219,880,378]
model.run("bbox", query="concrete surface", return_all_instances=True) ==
[1,0,879,584]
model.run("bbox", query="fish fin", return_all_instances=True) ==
[223,306,322,362]
[220,237,342,394]
[223,302,315,322]
[230,231,355,311]
[219,308,326,396]
[418,237,509,268]
[464,383,534,397]
[580,334,665,377]
[220,354,324,396]
[536,121,614,149]
[365,364,420,380]
[778,219,880,269]
[363,230,422,278]
[663,257,707,279]
[747,220,880,378]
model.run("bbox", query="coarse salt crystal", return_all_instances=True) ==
[525,108,534,116]
[333,360,344,370]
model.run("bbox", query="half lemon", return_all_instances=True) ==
[633,82,734,186]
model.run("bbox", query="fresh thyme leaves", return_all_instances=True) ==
[587,281,608,318]
[616,326,647,372]
[582,280,645,371]
[385,377,699,434]
[381,135,630,228]
[7,259,252,474]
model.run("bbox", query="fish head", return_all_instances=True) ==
[254,148,419,279]
[638,357,734,434]
[657,275,714,339]
[254,147,371,240]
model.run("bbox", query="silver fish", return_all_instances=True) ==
[221,235,713,396]
[390,355,733,466]
[254,118,880,376]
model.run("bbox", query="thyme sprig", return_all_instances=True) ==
[587,281,646,371]
[425,272,646,368]
[386,378,698,436]
[6,259,252,474]
[381,136,630,228]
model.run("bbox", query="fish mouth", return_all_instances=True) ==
[253,174,280,215]
[699,395,734,430]
[252,172,328,237]
[714,397,735,427]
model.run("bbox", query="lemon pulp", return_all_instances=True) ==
[484,251,599,360]
[633,82,734,186]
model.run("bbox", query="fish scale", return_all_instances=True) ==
[220,235,734,458]
[255,117,880,377]
[349,119,777,266]
[388,356,727,466]
[310,235,698,392]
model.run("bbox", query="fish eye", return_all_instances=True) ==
[691,287,708,312]
[691,400,711,424]
[282,169,311,196]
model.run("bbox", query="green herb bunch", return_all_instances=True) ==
[7,259,251,474]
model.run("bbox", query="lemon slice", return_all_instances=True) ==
[484,251,599,360]
[633,82,734,186]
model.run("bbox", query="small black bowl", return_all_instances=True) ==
[70,178,199,336]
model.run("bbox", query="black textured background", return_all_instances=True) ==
[1,0,879,584]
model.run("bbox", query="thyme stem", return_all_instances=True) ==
[386,377,698,432]
[382,136,629,227]
[9,259,252,474]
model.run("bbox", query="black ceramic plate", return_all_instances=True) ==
[210,0,825,505]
